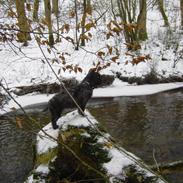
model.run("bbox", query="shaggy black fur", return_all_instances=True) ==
[48,70,101,129]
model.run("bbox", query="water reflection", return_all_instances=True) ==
[89,90,183,183]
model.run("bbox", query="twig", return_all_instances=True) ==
[153,148,160,172]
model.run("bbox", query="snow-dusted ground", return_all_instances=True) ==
[0,0,182,91]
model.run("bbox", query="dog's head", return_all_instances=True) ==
[83,70,102,88]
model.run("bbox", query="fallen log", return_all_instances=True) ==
[27,110,168,183]
[150,160,183,175]
[12,75,114,96]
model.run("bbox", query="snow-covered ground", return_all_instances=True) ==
[0,1,183,111]
[0,0,182,90]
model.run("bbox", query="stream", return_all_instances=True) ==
[89,89,183,183]
[0,89,182,183]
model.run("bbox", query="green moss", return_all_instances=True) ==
[36,148,57,165]
[47,125,111,182]
[123,165,159,183]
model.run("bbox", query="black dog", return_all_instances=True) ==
[47,70,101,129]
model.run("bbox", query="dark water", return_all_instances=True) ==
[89,89,183,183]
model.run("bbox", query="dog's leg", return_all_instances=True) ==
[78,102,87,116]
[49,107,61,129]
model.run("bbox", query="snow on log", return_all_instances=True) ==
[27,110,168,183]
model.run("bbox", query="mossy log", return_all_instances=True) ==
[150,160,183,175]
[27,110,168,183]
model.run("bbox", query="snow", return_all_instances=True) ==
[94,80,183,97]
[37,110,97,155]
[103,148,133,176]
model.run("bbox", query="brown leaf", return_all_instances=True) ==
[47,48,51,54]
[59,55,66,64]
[79,34,90,42]
[86,5,92,15]
[7,11,16,18]
[26,3,31,11]
[97,51,105,58]
[96,66,102,72]
[74,66,78,73]
[88,32,92,38]
[106,32,113,40]
[77,67,83,73]
[65,36,74,44]
[66,65,73,70]
[10,107,16,111]
[85,22,95,31]
[111,56,119,62]
[106,62,111,67]
[69,10,75,18]
[16,117,23,128]
[62,67,66,72]
[107,45,113,55]
[60,24,70,33]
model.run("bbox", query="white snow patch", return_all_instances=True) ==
[36,164,50,174]
[94,81,183,97]
[104,148,133,176]
[37,122,58,155]
[37,110,97,155]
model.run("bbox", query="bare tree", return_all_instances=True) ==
[117,0,147,50]
[137,0,148,41]
[75,0,79,50]
[181,0,183,27]
[157,0,169,26]
[81,0,87,46]
[15,0,31,43]
[33,0,39,22]
[44,0,54,46]
[52,0,59,15]
[52,0,60,41]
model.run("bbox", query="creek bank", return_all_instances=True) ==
[12,75,115,96]
[116,71,183,85]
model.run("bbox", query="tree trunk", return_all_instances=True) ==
[81,0,87,46]
[33,0,39,22]
[75,0,79,50]
[117,0,140,50]
[137,0,148,41]
[158,0,169,26]
[52,0,59,15]
[44,0,54,46]
[181,0,183,27]
[52,0,60,41]
[86,0,92,15]
[15,0,31,43]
